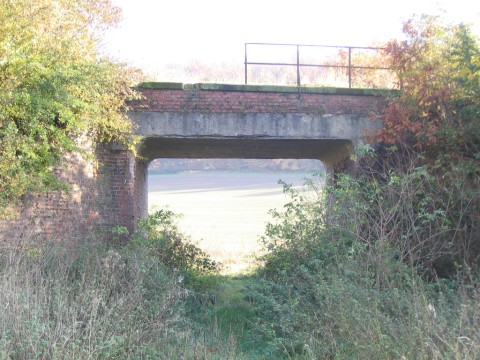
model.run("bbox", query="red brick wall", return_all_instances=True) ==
[135,86,386,115]
[0,144,139,246]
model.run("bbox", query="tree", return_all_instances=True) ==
[376,15,480,160]
[0,0,142,214]
[369,15,480,275]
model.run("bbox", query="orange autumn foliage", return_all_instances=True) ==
[371,16,480,159]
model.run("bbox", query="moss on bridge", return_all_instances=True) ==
[138,82,397,96]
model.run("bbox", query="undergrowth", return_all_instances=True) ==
[246,150,480,359]
[1,148,478,359]
[0,211,249,359]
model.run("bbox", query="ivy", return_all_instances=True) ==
[0,0,142,215]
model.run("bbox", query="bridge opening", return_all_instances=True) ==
[147,158,325,273]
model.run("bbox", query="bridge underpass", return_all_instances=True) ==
[147,156,324,273]
[136,136,350,214]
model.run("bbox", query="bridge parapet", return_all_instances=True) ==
[134,82,391,116]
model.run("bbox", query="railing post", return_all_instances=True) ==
[348,47,352,88]
[296,45,301,87]
[244,43,248,84]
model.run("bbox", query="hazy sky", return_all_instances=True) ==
[104,0,480,79]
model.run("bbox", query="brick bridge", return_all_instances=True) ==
[1,83,390,243]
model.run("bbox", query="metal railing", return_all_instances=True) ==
[244,42,392,88]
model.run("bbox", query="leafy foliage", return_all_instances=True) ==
[133,209,220,280]
[241,20,480,357]
[0,0,142,213]
[370,16,480,275]
[248,167,480,359]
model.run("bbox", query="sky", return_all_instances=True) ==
[103,0,480,80]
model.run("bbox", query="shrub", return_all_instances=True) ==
[132,209,220,287]
[248,152,480,359]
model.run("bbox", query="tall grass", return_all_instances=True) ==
[0,234,249,359]
[0,239,185,359]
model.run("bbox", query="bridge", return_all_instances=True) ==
[0,82,390,243]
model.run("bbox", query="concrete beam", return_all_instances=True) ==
[130,112,380,142]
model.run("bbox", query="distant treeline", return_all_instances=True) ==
[148,158,324,174]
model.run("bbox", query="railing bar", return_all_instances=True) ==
[245,62,303,67]
[349,66,392,70]
[296,45,301,87]
[245,42,385,51]
[244,42,394,88]
[245,62,356,68]
[246,62,392,71]
[301,64,391,70]
[348,47,352,88]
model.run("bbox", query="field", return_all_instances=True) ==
[148,171,314,273]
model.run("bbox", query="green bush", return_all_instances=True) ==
[132,209,220,290]
[247,156,480,359]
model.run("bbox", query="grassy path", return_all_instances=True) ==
[209,276,256,346]
[186,272,271,359]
